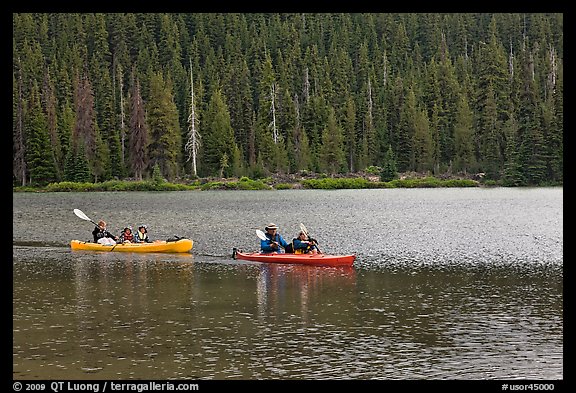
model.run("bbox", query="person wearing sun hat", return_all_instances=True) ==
[260,223,289,253]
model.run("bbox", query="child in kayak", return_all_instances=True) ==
[92,220,118,245]
[260,223,289,253]
[292,230,319,254]
[134,225,152,243]
[118,226,134,243]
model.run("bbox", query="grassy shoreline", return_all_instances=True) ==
[13,174,483,192]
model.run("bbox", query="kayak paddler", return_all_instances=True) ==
[92,220,118,245]
[260,223,289,253]
[292,230,319,254]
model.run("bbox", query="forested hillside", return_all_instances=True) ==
[13,13,563,186]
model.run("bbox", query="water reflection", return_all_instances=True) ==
[16,248,562,379]
[254,264,356,324]
[13,188,562,379]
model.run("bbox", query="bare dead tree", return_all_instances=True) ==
[303,67,310,105]
[367,78,373,119]
[382,51,388,87]
[269,82,278,144]
[184,58,201,176]
[509,39,514,81]
[548,44,557,95]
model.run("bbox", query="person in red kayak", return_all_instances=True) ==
[260,223,289,253]
[292,230,319,254]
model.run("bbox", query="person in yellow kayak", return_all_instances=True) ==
[260,223,289,253]
[134,225,152,243]
[92,220,118,245]
[118,226,135,243]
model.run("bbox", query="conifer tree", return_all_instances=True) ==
[319,107,346,174]
[380,145,398,182]
[478,83,501,179]
[435,32,460,169]
[114,62,127,179]
[541,46,562,183]
[129,77,148,180]
[286,93,310,172]
[343,95,357,172]
[64,143,91,183]
[147,72,182,180]
[13,60,27,186]
[453,93,476,174]
[26,81,57,185]
[223,57,252,164]
[255,52,289,173]
[517,47,547,185]
[72,71,98,181]
[502,112,523,186]
[412,108,433,172]
[201,89,239,177]
[57,101,74,175]
[41,66,62,180]
[396,87,417,171]
[474,17,510,178]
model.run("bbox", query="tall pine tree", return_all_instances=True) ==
[147,72,182,180]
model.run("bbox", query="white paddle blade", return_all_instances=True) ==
[256,229,268,241]
[73,209,92,221]
[299,223,309,236]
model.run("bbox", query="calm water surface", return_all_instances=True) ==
[13,188,563,379]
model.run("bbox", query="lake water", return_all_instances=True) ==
[13,188,563,380]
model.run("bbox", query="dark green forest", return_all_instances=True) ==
[13,13,563,187]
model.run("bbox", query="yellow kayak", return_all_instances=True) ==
[70,239,193,253]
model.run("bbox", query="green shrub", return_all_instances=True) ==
[387,177,478,188]
[17,175,480,192]
[45,181,95,192]
[151,164,165,185]
[236,179,269,190]
[200,181,224,190]
[364,165,382,175]
[302,177,373,189]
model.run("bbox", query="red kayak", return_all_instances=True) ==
[232,249,355,267]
